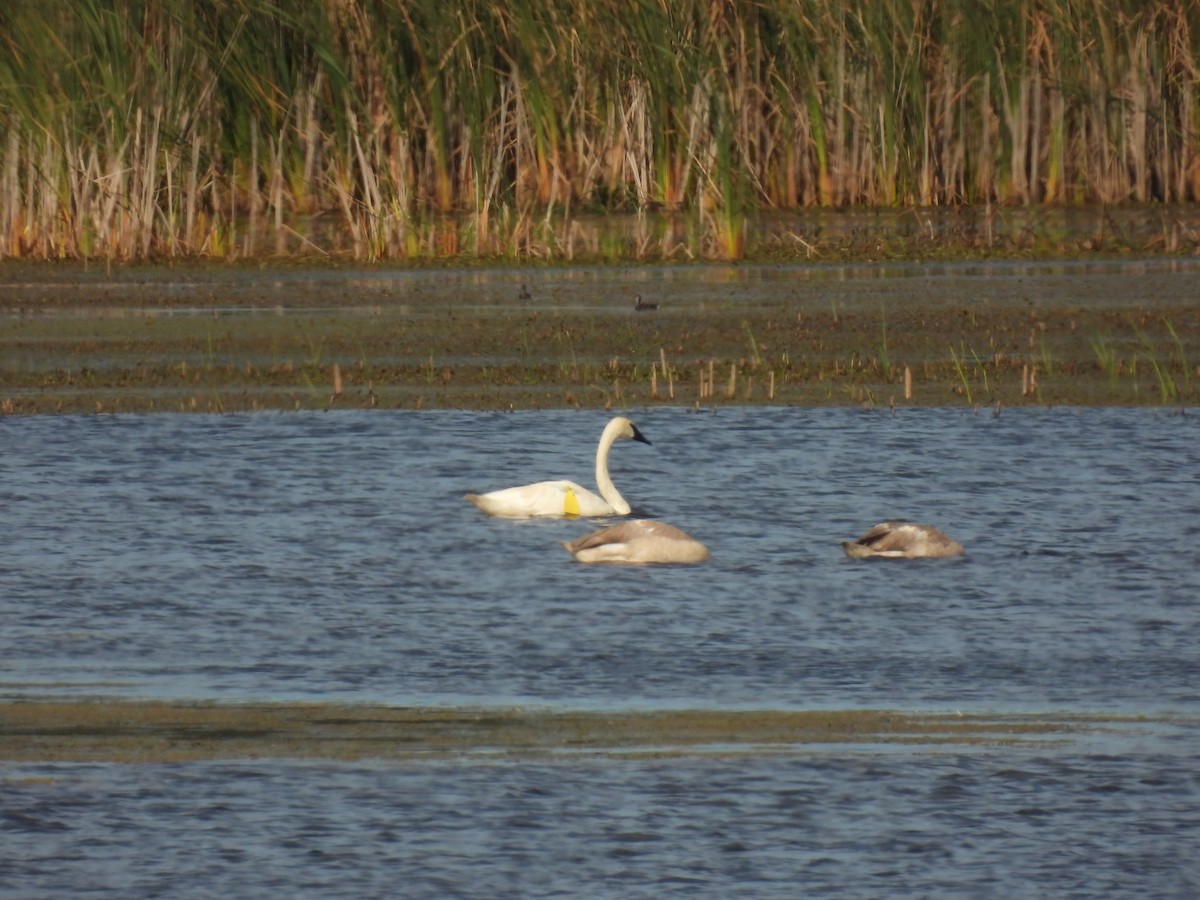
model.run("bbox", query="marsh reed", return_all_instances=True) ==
[3,0,1199,262]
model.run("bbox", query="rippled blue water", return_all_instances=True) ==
[3,406,1199,711]
[3,407,1199,896]
[3,745,1198,899]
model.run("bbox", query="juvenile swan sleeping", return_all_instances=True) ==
[841,521,964,559]
[465,416,650,518]
[562,520,710,564]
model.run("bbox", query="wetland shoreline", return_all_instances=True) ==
[2,258,1197,414]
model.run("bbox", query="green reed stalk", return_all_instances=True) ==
[1039,332,1055,376]
[1091,335,1121,394]
[969,346,991,396]
[1163,317,1192,395]
[877,312,891,374]
[3,0,1200,261]
[1136,327,1177,403]
[949,343,973,404]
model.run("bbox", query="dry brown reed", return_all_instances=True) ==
[2,1,1199,262]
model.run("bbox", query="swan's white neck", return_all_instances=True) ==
[594,421,631,515]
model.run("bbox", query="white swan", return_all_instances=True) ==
[562,520,710,564]
[465,416,650,518]
[841,521,964,559]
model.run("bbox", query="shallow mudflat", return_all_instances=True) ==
[2,258,1197,413]
[0,701,1148,763]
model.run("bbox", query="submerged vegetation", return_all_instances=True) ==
[0,700,1128,762]
[2,0,1200,262]
[1,264,1196,414]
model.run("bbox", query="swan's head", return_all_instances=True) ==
[609,416,651,445]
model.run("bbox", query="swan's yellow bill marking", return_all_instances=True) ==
[563,486,581,517]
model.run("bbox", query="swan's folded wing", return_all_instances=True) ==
[562,520,710,564]
[467,480,588,518]
[564,520,679,550]
[849,521,911,549]
[843,521,964,558]
[562,521,634,553]
[869,525,908,550]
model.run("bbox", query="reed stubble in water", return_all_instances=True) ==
[0,265,1196,414]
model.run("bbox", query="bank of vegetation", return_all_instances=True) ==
[2,0,1198,262]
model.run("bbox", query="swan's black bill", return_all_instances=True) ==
[631,425,651,445]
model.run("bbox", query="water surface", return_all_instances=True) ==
[2,407,1198,896]
[4,407,1197,711]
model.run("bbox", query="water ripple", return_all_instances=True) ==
[3,407,1200,895]
[4,407,1198,710]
